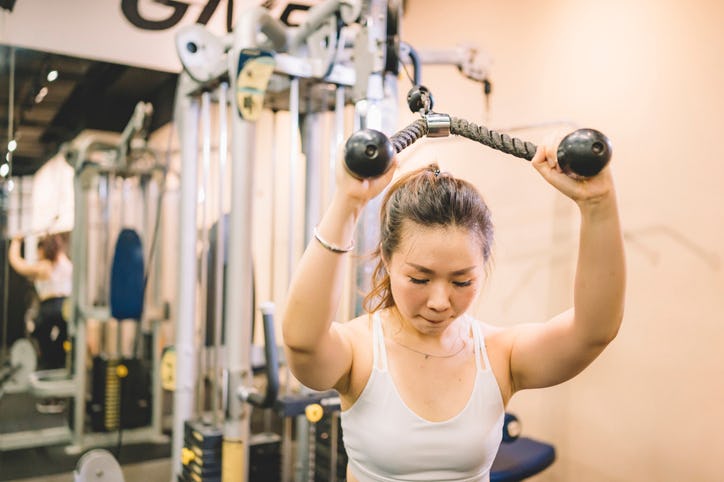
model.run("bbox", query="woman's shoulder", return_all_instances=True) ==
[29,259,54,280]
[335,312,374,338]
[466,314,504,335]
[466,316,518,368]
[466,315,518,350]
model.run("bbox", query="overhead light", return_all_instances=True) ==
[0,163,9,177]
[47,70,58,82]
[7,139,17,152]
[5,152,10,162]
[7,179,14,192]
[35,86,49,103]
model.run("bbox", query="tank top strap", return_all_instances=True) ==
[372,311,389,371]
[470,317,491,372]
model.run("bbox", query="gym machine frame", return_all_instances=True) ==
[66,107,169,454]
[0,105,169,453]
[172,1,407,480]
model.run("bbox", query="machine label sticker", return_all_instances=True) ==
[236,49,276,121]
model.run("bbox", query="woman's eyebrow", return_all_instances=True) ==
[405,263,477,276]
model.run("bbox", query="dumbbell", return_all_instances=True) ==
[344,120,612,179]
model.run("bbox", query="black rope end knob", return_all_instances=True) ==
[557,128,612,178]
[344,129,395,179]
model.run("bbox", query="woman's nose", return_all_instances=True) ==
[426,282,450,311]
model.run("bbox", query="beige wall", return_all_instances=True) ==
[401,1,724,481]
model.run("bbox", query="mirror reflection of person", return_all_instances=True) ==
[9,233,72,413]
[282,142,625,481]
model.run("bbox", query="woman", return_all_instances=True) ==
[282,143,625,481]
[9,233,72,412]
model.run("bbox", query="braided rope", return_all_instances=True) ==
[450,117,537,160]
[389,118,428,153]
[386,117,538,161]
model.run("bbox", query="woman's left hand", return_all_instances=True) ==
[530,144,615,206]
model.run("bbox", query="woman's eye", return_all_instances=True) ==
[409,277,429,285]
[453,280,473,287]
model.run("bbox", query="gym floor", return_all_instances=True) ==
[0,392,172,481]
[12,459,171,482]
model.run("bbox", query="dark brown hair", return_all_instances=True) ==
[37,233,64,262]
[363,164,494,313]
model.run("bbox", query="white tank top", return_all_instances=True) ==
[35,255,72,300]
[341,312,504,482]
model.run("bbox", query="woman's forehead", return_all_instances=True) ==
[393,222,484,265]
[397,220,477,244]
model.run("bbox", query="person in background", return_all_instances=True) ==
[9,233,72,413]
[282,142,625,481]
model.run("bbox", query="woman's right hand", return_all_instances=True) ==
[335,151,398,210]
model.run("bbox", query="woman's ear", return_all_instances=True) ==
[381,252,390,272]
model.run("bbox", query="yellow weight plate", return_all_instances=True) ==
[305,403,324,423]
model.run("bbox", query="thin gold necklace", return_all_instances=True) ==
[389,309,468,360]
[392,337,467,360]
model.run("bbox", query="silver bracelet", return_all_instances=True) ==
[313,227,354,253]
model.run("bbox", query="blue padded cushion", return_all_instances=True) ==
[491,437,556,482]
[110,228,145,321]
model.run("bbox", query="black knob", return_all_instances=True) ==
[406,85,433,114]
[343,129,395,179]
[556,128,612,178]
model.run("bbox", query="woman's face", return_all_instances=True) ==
[386,221,486,336]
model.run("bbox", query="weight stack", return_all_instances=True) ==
[180,420,222,482]
[314,412,348,482]
[89,356,151,432]
[178,424,282,481]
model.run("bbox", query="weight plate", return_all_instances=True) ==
[6,339,37,391]
[74,449,125,482]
